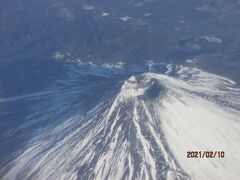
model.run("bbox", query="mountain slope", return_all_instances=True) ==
[0,64,240,180]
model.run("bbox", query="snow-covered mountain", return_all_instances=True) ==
[1,63,240,180]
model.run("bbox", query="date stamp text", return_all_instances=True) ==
[187,151,225,158]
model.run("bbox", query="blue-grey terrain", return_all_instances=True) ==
[0,0,240,179]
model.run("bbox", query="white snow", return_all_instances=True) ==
[141,69,240,180]
[159,95,240,180]
[101,12,109,16]
[185,58,197,64]
[120,76,147,98]
[82,5,94,10]
[119,16,131,21]
[200,36,223,43]
[144,13,152,17]
[133,102,157,180]
[53,52,65,60]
